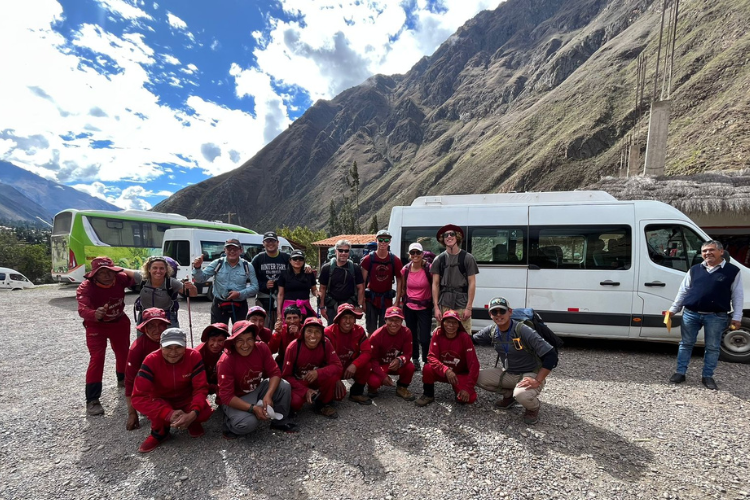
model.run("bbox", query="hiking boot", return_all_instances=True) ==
[523,408,540,425]
[367,388,379,398]
[669,373,686,384]
[270,422,300,433]
[86,399,104,416]
[701,377,718,390]
[314,405,338,419]
[138,433,169,453]
[415,395,434,407]
[117,379,125,389]
[413,359,421,372]
[396,386,416,401]
[187,421,205,438]
[348,394,373,405]
[222,430,239,440]
[494,397,517,410]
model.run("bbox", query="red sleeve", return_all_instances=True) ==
[260,343,281,379]
[76,280,99,324]
[398,327,413,366]
[124,341,144,397]
[216,353,237,404]
[188,350,209,411]
[117,271,136,289]
[426,332,448,377]
[258,328,272,344]
[316,341,343,383]
[463,333,480,386]
[360,255,371,272]
[268,331,282,354]
[132,355,173,422]
[352,330,371,368]
[368,332,387,379]
[281,341,307,392]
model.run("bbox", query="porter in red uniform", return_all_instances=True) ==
[282,317,343,418]
[195,322,230,403]
[246,306,273,343]
[367,306,416,401]
[268,306,303,368]
[324,303,372,405]
[131,328,212,453]
[125,308,171,430]
[217,321,296,438]
[76,256,136,416]
[416,310,479,406]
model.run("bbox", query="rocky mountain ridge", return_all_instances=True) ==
[154,0,750,230]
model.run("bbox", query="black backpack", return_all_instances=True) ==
[494,309,562,368]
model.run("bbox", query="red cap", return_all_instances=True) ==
[440,310,467,334]
[333,303,363,323]
[200,322,229,342]
[136,308,171,333]
[224,320,258,349]
[85,256,123,278]
[384,306,404,320]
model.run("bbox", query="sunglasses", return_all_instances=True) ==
[443,231,457,238]
[337,249,350,253]
[291,257,305,261]
[377,238,390,243]
[409,250,422,256]
[490,308,508,316]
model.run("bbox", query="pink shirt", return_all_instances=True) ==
[402,265,431,310]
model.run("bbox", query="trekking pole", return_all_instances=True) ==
[184,278,194,347]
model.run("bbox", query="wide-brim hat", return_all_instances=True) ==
[440,310,467,335]
[436,224,464,242]
[85,256,123,278]
[224,320,258,349]
[301,317,324,335]
[136,307,171,333]
[201,322,230,342]
[333,303,363,323]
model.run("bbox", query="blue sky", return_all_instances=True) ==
[0,0,498,210]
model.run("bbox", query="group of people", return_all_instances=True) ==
[76,219,743,453]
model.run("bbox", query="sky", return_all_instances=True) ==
[0,0,499,210]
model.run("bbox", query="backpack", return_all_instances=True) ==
[325,257,357,298]
[214,257,253,283]
[362,251,396,288]
[436,249,468,293]
[133,278,179,324]
[493,308,562,369]
[292,335,327,375]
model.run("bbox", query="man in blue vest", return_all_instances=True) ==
[667,240,744,390]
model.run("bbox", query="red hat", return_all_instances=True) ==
[200,322,230,342]
[246,306,267,319]
[436,224,464,242]
[224,320,258,349]
[440,310,467,334]
[136,308,171,333]
[85,256,123,278]
[333,303,363,323]
[301,316,325,335]
[384,306,404,320]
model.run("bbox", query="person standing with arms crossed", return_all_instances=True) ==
[667,240,744,390]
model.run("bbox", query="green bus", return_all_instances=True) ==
[51,209,254,284]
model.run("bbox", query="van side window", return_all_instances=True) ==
[644,225,705,272]
[243,244,264,262]
[400,227,442,262]
[529,225,632,270]
[0,273,5,280]
[10,274,25,281]
[201,241,227,261]
[468,227,525,264]
[163,240,191,265]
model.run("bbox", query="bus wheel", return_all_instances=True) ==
[206,284,214,302]
[719,327,750,364]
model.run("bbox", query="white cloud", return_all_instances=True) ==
[166,12,187,29]
[72,182,173,210]
[162,53,180,65]
[94,0,152,21]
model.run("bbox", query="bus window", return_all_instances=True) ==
[530,225,631,270]
[201,241,227,261]
[645,224,705,272]
[400,227,443,262]
[468,227,525,264]
[52,212,73,235]
[163,240,191,265]
[243,244,264,262]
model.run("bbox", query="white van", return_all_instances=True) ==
[161,228,293,300]
[387,191,750,363]
[0,268,35,290]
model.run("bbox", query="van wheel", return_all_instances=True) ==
[719,327,750,364]
[206,284,214,302]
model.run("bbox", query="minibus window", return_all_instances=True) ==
[243,244,264,262]
[645,225,705,272]
[0,273,5,280]
[529,226,631,270]
[163,240,190,265]
[201,241,227,261]
[468,227,525,264]
[400,228,443,262]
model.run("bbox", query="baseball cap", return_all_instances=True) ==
[488,297,510,313]
[160,328,187,347]
[136,308,171,333]
[408,242,423,253]
[225,238,241,248]
[376,229,392,239]
[263,231,278,242]
[384,306,404,319]
[246,306,267,319]
[290,249,305,259]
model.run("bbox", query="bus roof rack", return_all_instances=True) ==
[411,191,616,206]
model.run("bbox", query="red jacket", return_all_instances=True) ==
[281,339,342,390]
[427,328,480,385]
[216,342,280,404]
[268,323,302,363]
[196,342,223,388]
[368,325,413,378]
[76,273,135,328]
[124,335,160,397]
[257,326,272,344]
[131,348,208,422]
[324,323,371,372]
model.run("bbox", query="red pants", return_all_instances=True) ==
[334,364,371,401]
[149,398,212,434]
[422,364,477,403]
[368,361,415,390]
[85,317,130,385]
[290,379,337,411]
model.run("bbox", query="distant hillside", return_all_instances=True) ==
[155,0,750,230]
[0,161,119,222]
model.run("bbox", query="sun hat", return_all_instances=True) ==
[85,257,123,278]
[136,308,171,333]
[200,322,229,342]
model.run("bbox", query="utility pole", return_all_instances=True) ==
[222,212,236,224]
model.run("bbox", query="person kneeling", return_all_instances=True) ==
[324,303,373,405]
[217,321,297,438]
[416,310,479,406]
[282,317,343,419]
[131,328,213,453]
[367,307,416,401]
[196,322,230,404]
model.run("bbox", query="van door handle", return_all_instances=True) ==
[600,280,620,286]
[644,281,667,287]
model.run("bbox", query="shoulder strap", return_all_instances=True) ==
[215,257,225,274]
[326,258,337,290]
[458,249,467,276]
[242,259,251,283]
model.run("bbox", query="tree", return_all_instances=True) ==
[0,230,53,283]
[276,226,328,269]
[328,200,341,236]
[368,215,379,234]
[344,161,362,233]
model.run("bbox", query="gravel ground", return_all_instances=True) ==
[1,285,750,500]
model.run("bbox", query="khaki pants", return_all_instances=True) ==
[477,368,544,411]
[440,305,472,333]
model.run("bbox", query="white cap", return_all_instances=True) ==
[408,242,423,252]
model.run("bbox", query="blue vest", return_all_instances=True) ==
[683,262,739,313]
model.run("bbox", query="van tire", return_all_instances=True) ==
[719,326,750,364]
[206,284,214,302]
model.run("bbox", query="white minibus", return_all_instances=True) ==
[0,268,35,290]
[387,191,750,363]
[162,228,293,300]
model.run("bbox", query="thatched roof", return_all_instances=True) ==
[588,170,750,215]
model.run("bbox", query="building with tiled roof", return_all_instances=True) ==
[311,234,376,267]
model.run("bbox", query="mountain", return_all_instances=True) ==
[154,0,750,230]
[0,161,119,222]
